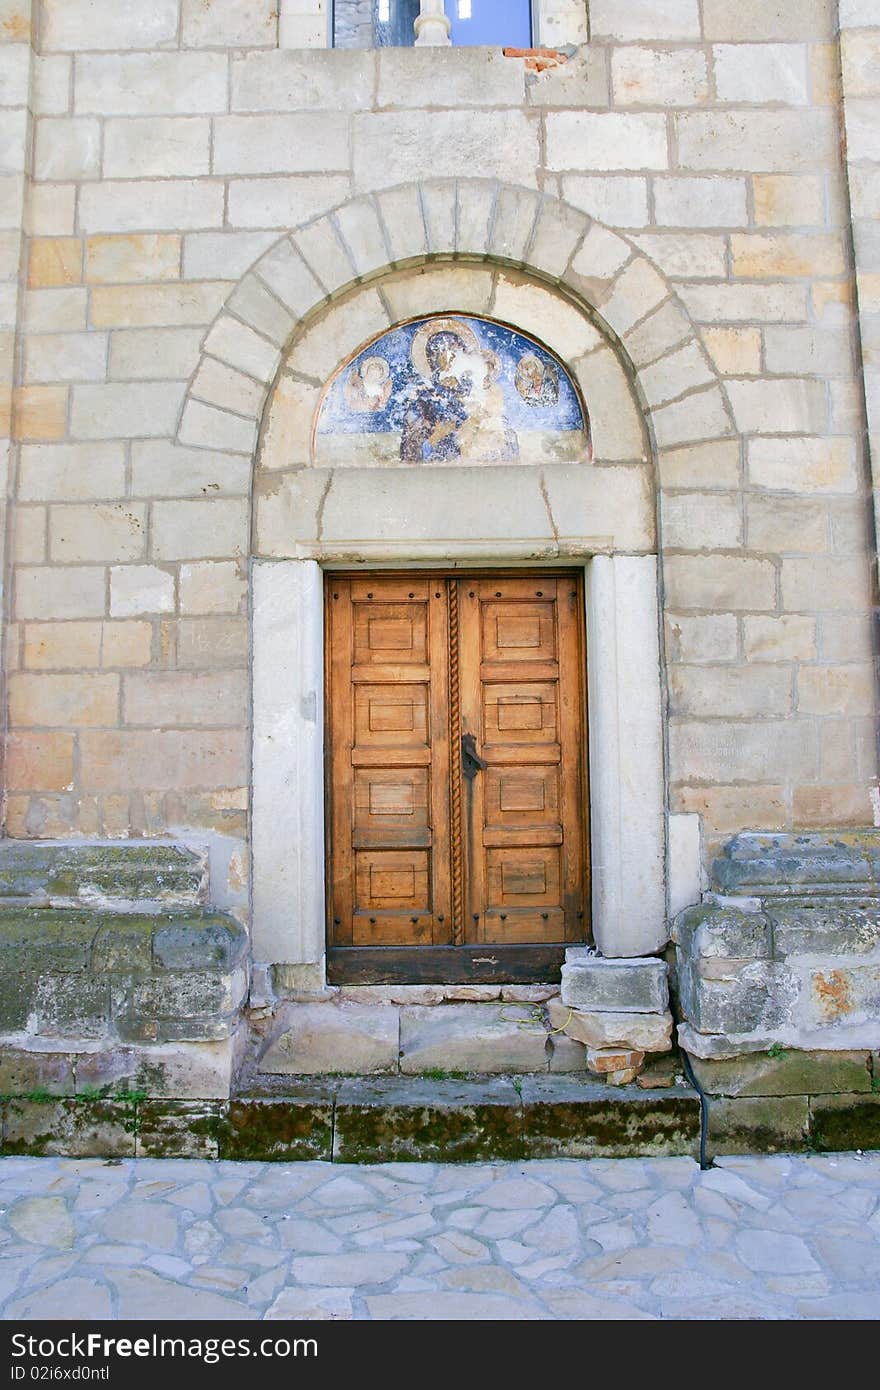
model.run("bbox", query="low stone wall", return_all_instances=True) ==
[673,832,880,1058]
[0,842,249,1100]
[670,831,880,1154]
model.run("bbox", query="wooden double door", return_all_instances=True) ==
[325,571,589,982]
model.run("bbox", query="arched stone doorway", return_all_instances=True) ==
[171,179,733,983]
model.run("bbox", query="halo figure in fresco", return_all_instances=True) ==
[516,351,559,407]
[400,317,519,463]
[344,354,393,413]
[312,312,590,469]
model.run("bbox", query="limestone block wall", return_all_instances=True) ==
[2,0,878,889]
[839,1,880,575]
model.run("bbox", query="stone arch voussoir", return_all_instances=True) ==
[175,178,735,473]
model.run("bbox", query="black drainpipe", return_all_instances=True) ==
[679,1048,712,1172]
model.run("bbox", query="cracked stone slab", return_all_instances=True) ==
[399,1003,550,1074]
[259,1002,400,1075]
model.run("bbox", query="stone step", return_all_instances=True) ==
[0,1075,701,1161]
[218,1075,701,1162]
[0,841,208,909]
[258,999,586,1076]
[3,1074,880,1163]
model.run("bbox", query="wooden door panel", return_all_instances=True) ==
[487,846,561,906]
[353,767,430,849]
[354,684,429,749]
[458,573,585,949]
[482,683,559,745]
[327,571,588,971]
[481,602,558,664]
[482,907,566,944]
[328,578,451,950]
[484,765,560,830]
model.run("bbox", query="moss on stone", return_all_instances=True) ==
[810,1094,880,1152]
[335,1098,523,1163]
[137,1101,223,1159]
[0,1098,135,1158]
[690,1049,873,1098]
[218,1097,334,1161]
[521,1083,701,1160]
[705,1094,810,1157]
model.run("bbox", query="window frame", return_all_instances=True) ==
[329,0,543,50]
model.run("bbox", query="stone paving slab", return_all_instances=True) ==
[0,1152,879,1320]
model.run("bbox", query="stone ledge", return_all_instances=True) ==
[334,1076,524,1163]
[713,831,880,899]
[689,1049,874,1098]
[0,842,208,910]
[0,1037,237,1099]
[254,997,674,1080]
[705,1094,811,1157]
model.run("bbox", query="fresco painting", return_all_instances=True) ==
[313,314,591,467]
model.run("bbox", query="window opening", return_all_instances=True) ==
[332,0,533,48]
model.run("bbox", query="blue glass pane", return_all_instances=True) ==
[333,0,419,49]
[445,0,532,47]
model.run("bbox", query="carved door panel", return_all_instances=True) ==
[457,576,586,947]
[326,572,588,982]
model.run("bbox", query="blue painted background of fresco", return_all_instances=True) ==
[316,316,585,439]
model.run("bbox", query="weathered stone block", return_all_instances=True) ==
[672,904,772,959]
[152,914,248,971]
[0,909,97,970]
[219,1093,335,1162]
[705,1095,810,1156]
[770,905,880,957]
[33,975,110,1039]
[42,0,180,51]
[547,1032,587,1072]
[810,1094,880,1152]
[677,959,786,1035]
[587,1047,646,1076]
[714,832,880,897]
[75,53,229,116]
[113,969,246,1034]
[399,1003,549,1074]
[0,1047,74,1097]
[547,112,668,172]
[333,1077,523,1163]
[690,1050,872,1098]
[136,1101,222,1159]
[1,1098,135,1158]
[353,111,538,192]
[260,1002,399,1076]
[75,1040,236,1100]
[520,1076,700,1160]
[0,974,36,1033]
[561,955,669,1013]
[548,998,672,1052]
[637,1053,682,1090]
[91,920,153,973]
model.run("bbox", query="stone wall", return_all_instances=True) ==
[1,0,878,893]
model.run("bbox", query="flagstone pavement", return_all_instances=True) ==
[0,1153,879,1321]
